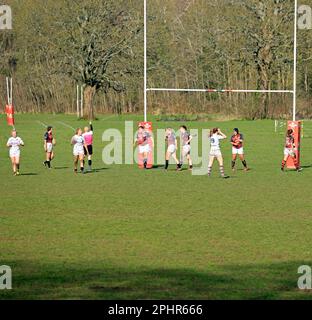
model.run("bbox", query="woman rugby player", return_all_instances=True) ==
[135,125,154,169]
[179,125,193,171]
[43,126,55,169]
[165,128,181,171]
[208,128,228,178]
[231,128,249,172]
[7,129,24,176]
[281,129,302,172]
[83,122,94,172]
[71,128,88,174]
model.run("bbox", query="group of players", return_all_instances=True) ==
[136,125,249,178]
[136,125,302,177]
[6,123,94,176]
[5,122,301,176]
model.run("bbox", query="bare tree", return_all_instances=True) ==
[53,0,141,119]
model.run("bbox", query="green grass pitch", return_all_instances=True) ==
[1,114,312,300]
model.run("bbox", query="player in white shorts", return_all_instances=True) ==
[135,126,154,169]
[179,125,193,171]
[71,128,87,174]
[231,128,249,172]
[165,128,181,171]
[43,126,56,169]
[208,128,228,178]
[7,129,24,176]
[281,129,302,172]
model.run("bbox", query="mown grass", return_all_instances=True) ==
[0,114,312,300]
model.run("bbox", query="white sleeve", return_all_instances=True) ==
[218,135,225,140]
[7,138,12,146]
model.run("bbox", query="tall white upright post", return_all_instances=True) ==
[144,0,147,122]
[293,0,298,121]
[77,85,80,118]
[6,77,9,105]
[80,85,84,118]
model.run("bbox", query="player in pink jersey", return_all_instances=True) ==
[83,122,94,172]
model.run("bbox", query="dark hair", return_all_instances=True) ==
[47,126,53,132]
[139,126,145,130]
[180,125,187,131]
[287,129,293,136]
[212,128,218,134]
[234,128,239,134]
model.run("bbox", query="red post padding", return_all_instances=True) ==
[5,104,15,126]
[138,122,153,169]
[286,121,301,169]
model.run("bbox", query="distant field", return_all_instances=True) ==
[1,114,312,300]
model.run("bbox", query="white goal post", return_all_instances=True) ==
[143,0,298,122]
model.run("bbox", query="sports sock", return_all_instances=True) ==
[165,160,169,169]
[208,166,212,176]
[281,160,286,169]
[231,161,236,169]
[219,166,225,177]
[144,159,147,168]
[47,161,51,168]
[16,164,20,171]
[189,165,193,169]
[88,160,92,167]
[242,160,247,168]
[81,167,84,172]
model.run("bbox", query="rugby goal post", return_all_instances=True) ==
[142,0,301,169]
[143,0,298,122]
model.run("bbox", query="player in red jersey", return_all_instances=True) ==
[281,129,302,172]
[231,128,248,172]
[43,126,56,169]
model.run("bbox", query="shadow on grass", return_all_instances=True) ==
[301,165,312,169]
[54,167,69,170]
[92,168,109,173]
[20,173,38,176]
[1,260,312,300]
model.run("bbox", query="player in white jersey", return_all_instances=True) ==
[6,130,24,176]
[208,128,228,178]
[71,128,87,174]
[165,128,181,171]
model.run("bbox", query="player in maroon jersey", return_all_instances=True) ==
[135,126,154,169]
[43,126,55,169]
[281,129,302,172]
[231,128,248,172]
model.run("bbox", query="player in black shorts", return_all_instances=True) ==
[83,122,94,172]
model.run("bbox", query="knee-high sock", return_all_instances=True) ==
[231,161,236,169]
[208,166,212,176]
[219,166,225,177]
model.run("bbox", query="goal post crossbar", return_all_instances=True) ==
[147,88,294,94]
[143,0,298,122]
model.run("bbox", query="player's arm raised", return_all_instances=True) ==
[218,129,227,139]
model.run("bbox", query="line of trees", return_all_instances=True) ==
[0,0,312,119]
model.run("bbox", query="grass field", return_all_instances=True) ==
[1,114,312,300]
